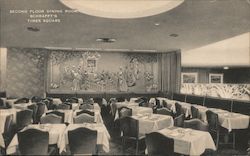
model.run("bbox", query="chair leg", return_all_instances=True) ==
[232,132,235,149]
[216,132,220,149]
[122,137,125,152]
[136,140,139,155]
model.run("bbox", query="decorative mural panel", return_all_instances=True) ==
[49,51,159,92]
[6,48,47,98]
[181,83,250,101]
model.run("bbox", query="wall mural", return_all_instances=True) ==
[181,83,250,101]
[49,51,159,92]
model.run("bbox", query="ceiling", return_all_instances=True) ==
[0,0,250,52]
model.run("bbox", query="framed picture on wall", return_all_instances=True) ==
[209,73,223,83]
[181,73,198,83]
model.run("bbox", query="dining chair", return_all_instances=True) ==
[14,97,30,104]
[119,116,144,155]
[56,103,70,110]
[31,96,42,103]
[42,99,53,110]
[68,127,97,155]
[184,118,208,131]
[175,102,184,117]
[73,113,95,123]
[40,114,63,124]
[156,107,172,116]
[27,104,38,124]
[118,106,132,119]
[79,104,94,110]
[36,102,46,123]
[66,97,79,103]
[46,111,65,123]
[116,97,126,102]
[155,98,161,108]
[76,109,95,116]
[174,114,184,127]
[191,106,199,119]
[206,110,235,149]
[18,128,56,155]
[93,97,103,107]
[16,109,33,131]
[3,114,13,147]
[145,132,174,156]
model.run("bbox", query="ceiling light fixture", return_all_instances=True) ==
[60,0,185,19]
[170,34,179,37]
[223,66,229,70]
[96,38,116,43]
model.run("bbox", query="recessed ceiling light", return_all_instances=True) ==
[170,34,179,37]
[154,23,160,26]
[96,38,116,43]
[223,66,229,70]
[27,26,40,32]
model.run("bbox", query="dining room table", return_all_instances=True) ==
[59,123,111,154]
[132,113,174,135]
[6,124,67,155]
[114,105,153,120]
[156,127,216,156]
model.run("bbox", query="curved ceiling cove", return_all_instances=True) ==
[60,0,185,19]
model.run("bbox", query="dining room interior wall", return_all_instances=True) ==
[6,48,47,98]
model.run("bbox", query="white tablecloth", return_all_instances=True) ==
[217,112,250,132]
[0,108,21,133]
[60,123,110,153]
[114,106,153,120]
[7,124,67,155]
[158,127,216,156]
[52,98,62,105]
[132,114,174,135]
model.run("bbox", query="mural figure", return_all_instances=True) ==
[118,67,128,92]
[71,66,82,91]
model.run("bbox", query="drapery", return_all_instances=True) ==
[158,51,181,93]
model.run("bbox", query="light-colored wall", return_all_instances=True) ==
[182,32,250,67]
[0,48,7,91]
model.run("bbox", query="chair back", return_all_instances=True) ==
[120,116,139,138]
[174,114,184,127]
[76,110,95,116]
[14,97,30,104]
[155,98,161,108]
[36,102,46,123]
[68,127,97,155]
[116,97,126,102]
[79,104,94,110]
[175,102,183,116]
[93,97,103,106]
[16,109,33,130]
[118,106,132,118]
[73,113,95,123]
[66,97,78,103]
[18,128,49,155]
[40,114,62,124]
[31,96,42,103]
[27,104,38,123]
[110,103,118,118]
[56,103,70,110]
[184,119,208,131]
[206,110,219,131]
[4,114,13,134]
[146,132,174,156]
[46,111,65,123]
[156,108,172,116]
[191,106,199,119]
